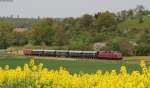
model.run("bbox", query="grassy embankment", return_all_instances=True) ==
[0,55,147,73]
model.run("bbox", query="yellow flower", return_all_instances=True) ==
[140,60,146,68]
[16,66,21,71]
[4,65,9,70]
[120,66,127,74]
[31,65,37,71]
[0,58,149,88]
[37,63,43,71]
[29,58,35,67]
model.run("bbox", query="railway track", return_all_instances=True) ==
[32,56,150,65]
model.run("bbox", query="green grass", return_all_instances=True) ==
[0,56,142,74]
[124,56,150,60]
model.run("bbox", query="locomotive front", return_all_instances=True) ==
[96,51,123,60]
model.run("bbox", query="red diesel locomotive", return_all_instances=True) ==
[23,49,122,60]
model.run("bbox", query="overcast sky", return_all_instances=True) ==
[0,0,150,18]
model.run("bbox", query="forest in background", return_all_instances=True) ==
[0,5,150,56]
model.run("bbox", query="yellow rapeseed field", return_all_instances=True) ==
[0,59,149,88]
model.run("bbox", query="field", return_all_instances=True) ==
[0,58,149,88]
[0,52,150,87]
[0,55,148,73]
[0,49,150,73]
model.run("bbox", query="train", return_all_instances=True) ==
[23,49,123,60]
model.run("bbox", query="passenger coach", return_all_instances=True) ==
[23,49,122,60]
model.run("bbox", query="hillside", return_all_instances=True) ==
[118,16,150,30]
[0,12,150,56]
[0,17,37,28]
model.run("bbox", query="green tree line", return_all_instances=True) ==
[0,5,150,56]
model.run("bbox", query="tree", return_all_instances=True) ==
[127,9,134,19]
[107,38,135,55]
[136,44,150,55]
[63,17,75,30]
[79,14,95,29]
[136,5,145,13]
[31,19,55,45]
[11,31,28,46]
[135,5,145,23]
[0,21,14,49]
[53,22,67,46]
[94,12,101,19]
[96,11,117,31]
[119,10,128,21]
[138,29,150,44]
[68,31,92,50]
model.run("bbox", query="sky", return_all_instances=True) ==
[0,0,150,18]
